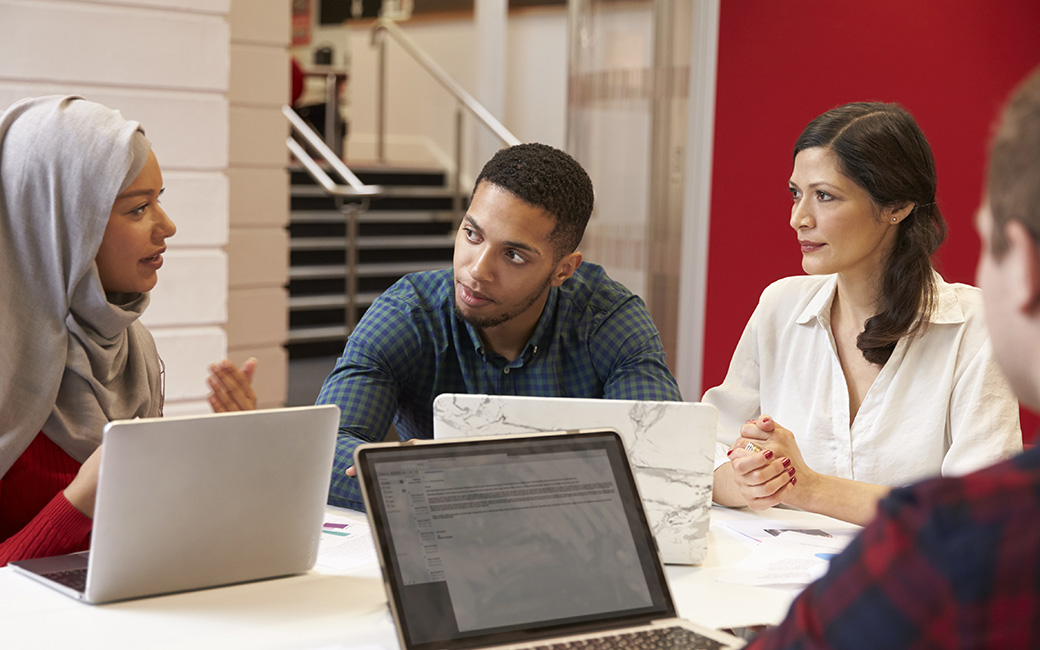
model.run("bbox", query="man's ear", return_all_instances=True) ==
[551,251,583,287]
[1005,220,1040,314]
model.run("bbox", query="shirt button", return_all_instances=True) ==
[503,368,510,374]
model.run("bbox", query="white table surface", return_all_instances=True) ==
[0,505,859,649]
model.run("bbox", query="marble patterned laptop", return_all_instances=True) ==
[432,395,717,565]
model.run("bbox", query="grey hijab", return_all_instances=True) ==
[0,95,163,477]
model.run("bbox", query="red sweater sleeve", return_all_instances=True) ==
[0,433,93,566]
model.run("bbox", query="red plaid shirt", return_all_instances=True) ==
[748,444,1040,649]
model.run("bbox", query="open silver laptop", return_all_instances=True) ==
[354,430,743,650]
[10,405,339,604]
[432,395,717,565]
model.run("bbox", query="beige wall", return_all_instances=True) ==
[0,0,290,413]
[228,0,290,408]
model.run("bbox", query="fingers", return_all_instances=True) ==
[207,358,258,412]
[728,449,797,510]
[241,357,258,383]
[345,465,356,476]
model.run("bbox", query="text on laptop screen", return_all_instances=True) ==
[359,433,676,650]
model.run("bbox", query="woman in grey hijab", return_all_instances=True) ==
[0,96,254,565]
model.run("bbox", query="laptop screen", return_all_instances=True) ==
[356,430,677,650]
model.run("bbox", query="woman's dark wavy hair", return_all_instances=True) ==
[472,143,594,260]
[794,102,947,365]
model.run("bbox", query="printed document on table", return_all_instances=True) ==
[316,514,379,572]
[716,527,857,587]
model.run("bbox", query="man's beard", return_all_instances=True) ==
[453,272,553,330]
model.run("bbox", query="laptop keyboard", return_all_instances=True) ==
[43,568,88,593]
[535,626,729,650]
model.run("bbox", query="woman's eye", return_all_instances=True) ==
[130,203,149,216]
[788,187,801,201]
[816,190,833,201]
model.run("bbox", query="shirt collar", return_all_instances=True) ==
[795,271,964,327]
[795,275,838,326]
[462,284,560,363]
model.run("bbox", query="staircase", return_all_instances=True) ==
[287,164,464,397]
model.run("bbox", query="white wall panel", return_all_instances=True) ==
[228,287,288,348]
[144,250,228,327]
[229,105,289,166]
[225,344,288,410]
[0,85,227,170]
[0,1,228,92]
[230,43,290,106]
[230,0,289,44]
[152,326,227,401]
[88,0,229,14]
[226,227,288,288]
[161,400,216,417]
[161,171,230,247]
[227,167,289,227]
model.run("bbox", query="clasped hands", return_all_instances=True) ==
[725,415,814,511]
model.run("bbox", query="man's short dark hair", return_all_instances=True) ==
[472,143,594,259]
[989,65,1040,257]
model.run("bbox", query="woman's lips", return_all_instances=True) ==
[141,249,165,270]
[800,240,824,253]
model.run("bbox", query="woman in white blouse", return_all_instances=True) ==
[704,102,1022,525]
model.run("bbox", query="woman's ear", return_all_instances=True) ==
[885,202,915,225]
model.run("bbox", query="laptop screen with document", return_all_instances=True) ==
[355,430,679,650]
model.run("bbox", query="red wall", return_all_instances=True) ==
[703,1,1040,440]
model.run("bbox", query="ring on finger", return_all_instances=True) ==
[744,441,763,453]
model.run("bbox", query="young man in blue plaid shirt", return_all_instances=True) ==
[316,143,681,510]
[748,65,1040,649]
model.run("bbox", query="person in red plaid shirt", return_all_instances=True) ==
[747,64,1040,649]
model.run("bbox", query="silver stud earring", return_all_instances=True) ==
[892,217,898,222]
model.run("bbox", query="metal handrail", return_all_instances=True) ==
[371,17,520,149]
[283,105,383,198]
[284,105,383,328]
[371,16,520,213]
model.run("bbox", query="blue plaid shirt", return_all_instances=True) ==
[316,262,682,510]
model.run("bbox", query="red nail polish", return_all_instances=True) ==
[782,458,791,468]
[764,450,774,460]
[762,416,772,423]
[790,476,797,485]
[726,448,734,457]
[787,467,796,477]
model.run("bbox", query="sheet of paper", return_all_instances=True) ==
[315,515,379,572]
[717,518,860,546]
[716,529,856,587]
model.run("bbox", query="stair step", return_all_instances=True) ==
[289,261,447,280]
[288,324,352,343]
[290,184,462,199]
[290,165,447,187]
[289,293,380,310]
[290,209,458,224]
[290,234,455,251]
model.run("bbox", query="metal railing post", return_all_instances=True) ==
[453,104,464,218]
[344,201,360,329]
[375,31,387,164]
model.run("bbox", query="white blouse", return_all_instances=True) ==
[704,273,1022,487]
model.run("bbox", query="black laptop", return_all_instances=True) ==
[354,429,743,650]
